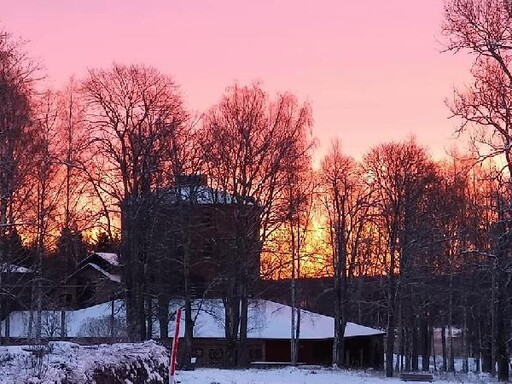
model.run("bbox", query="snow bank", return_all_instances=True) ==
[0,340,168,384]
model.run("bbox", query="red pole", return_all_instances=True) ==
[169,308,182,384]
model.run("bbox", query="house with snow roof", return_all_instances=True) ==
[169,299,385,369]
[56,252,123,309]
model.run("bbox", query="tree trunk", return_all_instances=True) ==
[60,310,66,339]
[332,272,346,368]
[183,298,194,370]
[5,302,10,343]
[462,304,468,373]
[491,257,496,377]
[123,203,146,342]
[182,221,194,370]
[421,317,430,371]
[35,272,42,344]
[224,291,240,368]
[411,315,418,371]
[395,302,403,372]
[158,295,169,340]
[110,299,115,340]
[239,293,249,367]
[431,327,437,372]
[496,266,509,381]
[442,324,447,372]
[385,281,396,377]
[291,275,298,365]
[448,274,455,372]
[146,297,153,339]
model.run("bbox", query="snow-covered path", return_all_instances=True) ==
[175,367,492,384]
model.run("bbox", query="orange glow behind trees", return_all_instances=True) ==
[261,205,331,279]
[259,139,509,282]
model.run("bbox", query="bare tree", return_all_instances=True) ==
[283,145,315,366]
[442,1,512,379]
[320,139,372,368]
[56,78,96,236]
[50,79,94,339]
[0,27,40,342]
[200,83,313,367]
[26,90,62,344]
[363,139,436,377]
[82,63,189,341]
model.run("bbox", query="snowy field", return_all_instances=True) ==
[175,367,493,384]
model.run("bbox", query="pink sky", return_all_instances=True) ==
[1,0,473,161]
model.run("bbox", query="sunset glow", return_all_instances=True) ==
[4,2,512,377]
[261,212,332,279]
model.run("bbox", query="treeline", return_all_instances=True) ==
[306,144,507,377]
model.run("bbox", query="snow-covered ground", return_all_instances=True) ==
[176,367,493,384]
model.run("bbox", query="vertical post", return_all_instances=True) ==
[491,257,496,376]
[169,308,182,384]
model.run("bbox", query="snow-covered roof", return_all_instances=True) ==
[0,263,32,274]
[2,299,384,340]
[345,322,386,337]
[93,252,120,267]
[2,301,125,338]
[176,186,233,204]
[161,185,254,205]
[174,299,384,339]
[87,263,121,283]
